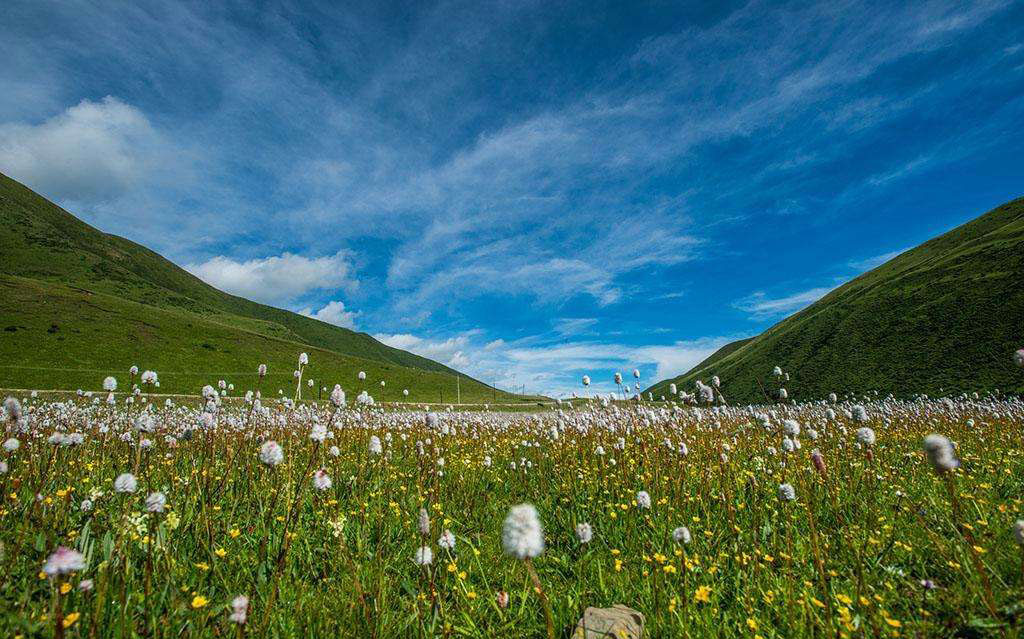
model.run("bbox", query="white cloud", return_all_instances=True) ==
[848,249,907,271]
[735,287,833,320]
[373,333,472,371]
[392,252,626,313]
[867,154,934,186]
[0,96,167,203]
[299,300,359,329]
[374,328,738,399]
[553,318,598,336]
[185,250,357,307]
[631,339,738,383]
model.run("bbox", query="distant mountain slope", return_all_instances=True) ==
[0,173,513,401]
[647,197,1024,403]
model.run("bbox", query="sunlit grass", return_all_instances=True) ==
[2,382,1023,638]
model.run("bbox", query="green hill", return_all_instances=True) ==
[647,197,1024,404]
[0,172,519,403]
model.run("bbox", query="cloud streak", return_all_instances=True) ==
[735,287,834,321]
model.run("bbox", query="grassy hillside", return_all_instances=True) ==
[647,197,1024,403]
[0,173,519,402]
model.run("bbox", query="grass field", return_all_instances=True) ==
[2,376,1024,638]
[0,273,528,405]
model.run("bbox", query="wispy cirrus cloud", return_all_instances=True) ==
[552,318,598,336]
[735,287,834,321]
[848,249,908,271]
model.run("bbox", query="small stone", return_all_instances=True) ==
[573,604,644,639]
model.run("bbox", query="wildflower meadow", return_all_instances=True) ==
[3,355,1024,638]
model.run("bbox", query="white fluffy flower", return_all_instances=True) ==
[923,434,958,473]
[369,435,382,455]
[299,353,309,365]
[778,483,796,502]
[414,546,433,565]
[260,441,284,467]
[310,422,327,443]
[636,490,651,509]
[114,473,137,493]
[312,469,332,491]
[502,503,544,559]
[851,405,869,422]
[3,437,19,452]
[330,385,346,408]
[103,376,117,392]
[673,526,692,544]
[438,529,456,550]
[3,397,22,420]
[229,595,249,624]
[425,413,439,431]
[575,522,593,544]
[43,546,86,577]
[134,414,153,433]
[856,427,876,446]
[145,492,167,513]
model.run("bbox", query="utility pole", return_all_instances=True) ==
[456,374,461,404]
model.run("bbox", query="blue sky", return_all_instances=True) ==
[2,1,1023,398]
